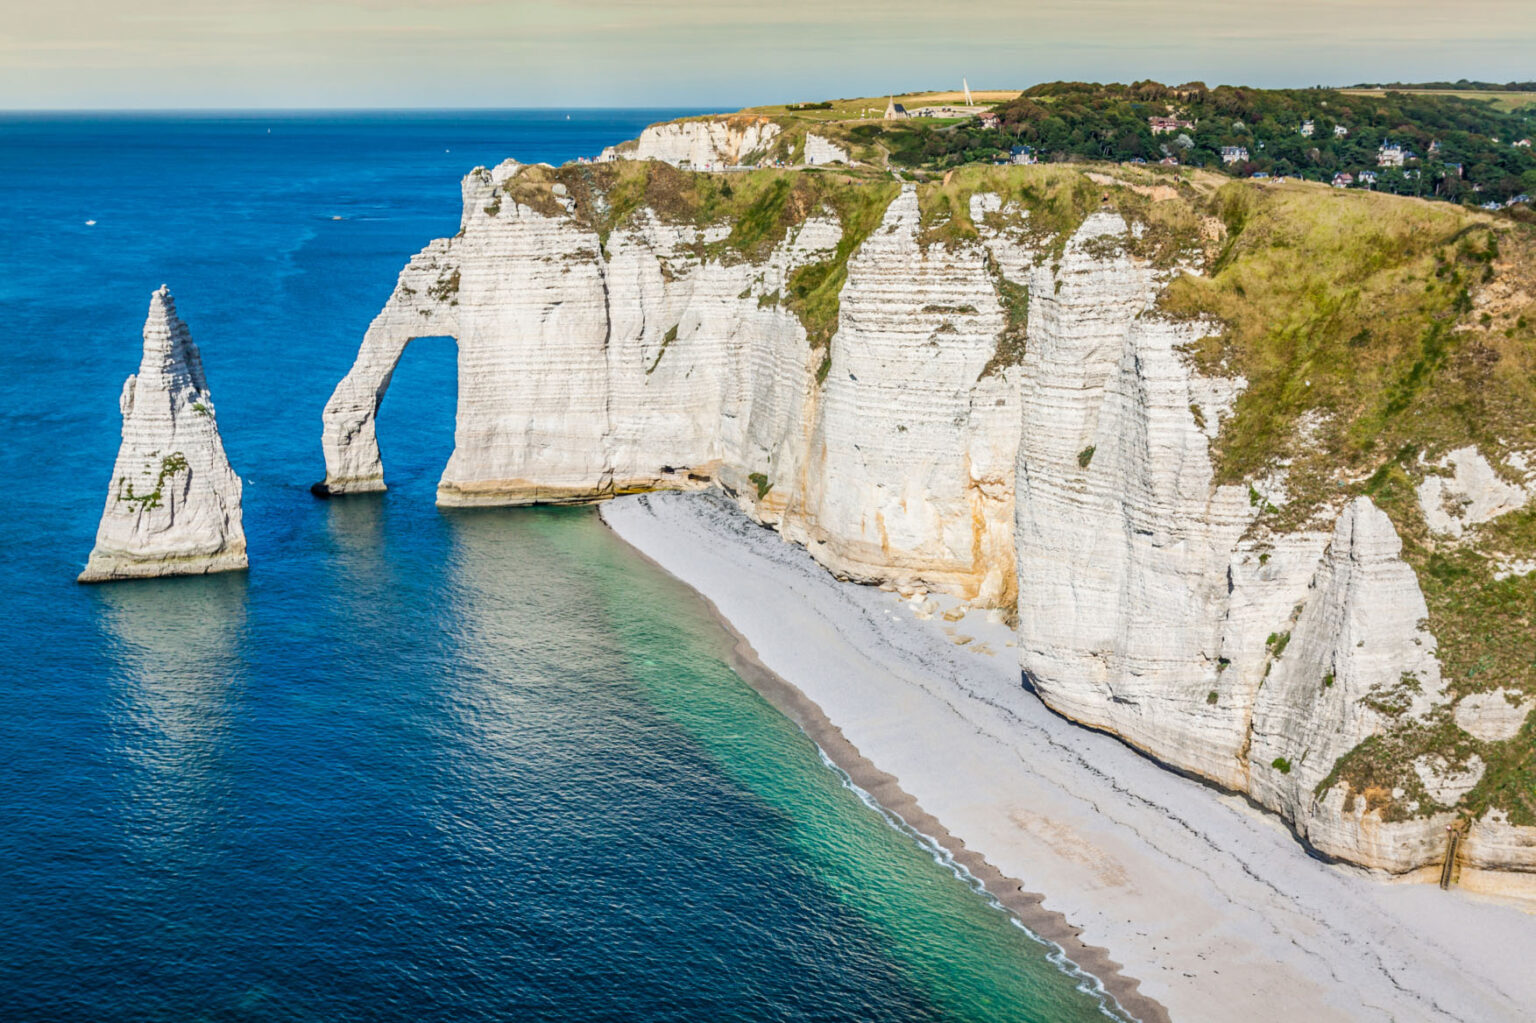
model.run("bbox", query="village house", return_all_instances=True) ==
[1332,172,1355,188]
[1159,156,1179,166]
[1428,139,1442,156]
[1009,145,1037,165]
[1148,116,1194,134]
[1220,145,1249,165]
[1300,120,1315,137]
[1516,138,1533,148]
[978,111,1001,130]
[1334,124,1350,137]
[1377,142,1406,167]
[1357,170,1378,186]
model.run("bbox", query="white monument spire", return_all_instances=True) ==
[963,78,973,106]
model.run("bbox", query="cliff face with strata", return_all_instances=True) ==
[319,158,1536,886]
[599,117,783,167]
[82,287,246,582]
[321,165,1018,604]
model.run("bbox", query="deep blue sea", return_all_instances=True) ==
[0,111,1113,1022]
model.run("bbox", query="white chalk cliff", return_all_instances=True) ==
[1417,445,1536,538]
[321,168,1019,605]
[599,117,782,167]
[803,134,852,165]
[319,160,1536,883]
[82,287,246,582]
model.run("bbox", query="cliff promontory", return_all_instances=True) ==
[318,149,1536,892]
[82,287,247,582]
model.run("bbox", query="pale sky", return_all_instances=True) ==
[3,0,1533,109]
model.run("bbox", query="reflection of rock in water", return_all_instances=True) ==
[446,508,609,657]
[322,492,388,585]
[438,509,621,748]
[96,573,247,864]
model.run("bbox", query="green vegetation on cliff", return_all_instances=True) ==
[994,82,1536,203]
[1156,177,1536,824]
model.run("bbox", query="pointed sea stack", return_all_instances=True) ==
[79,287,247,582]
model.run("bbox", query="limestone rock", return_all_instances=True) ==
[1455,689,1536,741]
[803,134,851,165]
[1413,754,1486,805]
[1417,445,1534,537]
[80,287,246,582]
[1494,557,1536,581]
[319,174,1017,603]
[1248,497,1450,863]
[318,165,1536,878]
[599,117,781,167]
[1464,809,1536,884]
[1006,210,1482,872]
[1015,212,1267,788]
[791,186,1020,605]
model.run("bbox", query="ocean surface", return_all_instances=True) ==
[0,111,1114,1022]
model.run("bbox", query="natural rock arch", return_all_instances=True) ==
[315,241,461,497]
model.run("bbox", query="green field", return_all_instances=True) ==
[741,90,1019,122]
[1341,88,1536,113]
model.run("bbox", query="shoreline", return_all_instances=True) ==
[599,490,1536,1023]
[612,520,1160,1021]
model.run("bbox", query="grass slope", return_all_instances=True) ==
[1160,180,1536,825]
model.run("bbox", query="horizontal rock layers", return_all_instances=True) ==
[1009,216,1534,885]
[81,287,246,582]
[319,162,1536,881]
[320,167,1019,604]
[599,117,782,167]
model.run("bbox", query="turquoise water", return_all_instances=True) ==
[0,112,1115,1021]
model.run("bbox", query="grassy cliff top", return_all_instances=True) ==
[628,81,1536,207]
[738,90,1019,120]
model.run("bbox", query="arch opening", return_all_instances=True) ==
[315,324,461,499]
[374,335,459,500]
[315,244,464,498]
